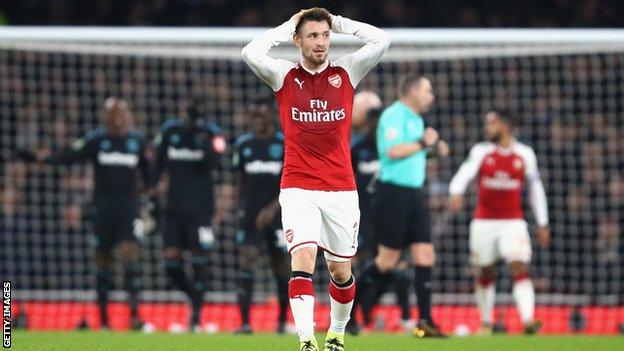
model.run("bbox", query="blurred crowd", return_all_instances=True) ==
[0,48,623,299]
[1,0,623,27]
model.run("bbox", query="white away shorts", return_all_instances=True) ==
[279,187,360,262]
[469,219,532,266]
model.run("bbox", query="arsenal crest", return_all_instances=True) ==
[328,74,342,88]
[285,229,294,243]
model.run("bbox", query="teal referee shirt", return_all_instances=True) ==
[376,101,427,189]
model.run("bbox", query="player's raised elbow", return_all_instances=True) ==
[367,28,391,52]
[241,43,259,65]
[241,45,252,63]
[379,30,391,50]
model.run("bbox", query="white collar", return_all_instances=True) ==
[300,59,329,75]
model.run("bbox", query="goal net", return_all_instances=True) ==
[1,27,623,333]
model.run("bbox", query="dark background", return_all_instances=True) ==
[0,0,623,27]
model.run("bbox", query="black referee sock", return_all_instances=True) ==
[237,269,254,326]
[414,266,433,323]
[357,260,392,324]
[393,269,411,321]
[275,273,289,325]
[349,298,357,321]
[96,267,112,327]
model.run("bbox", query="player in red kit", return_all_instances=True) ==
[242,7,390,351]
[449,111,550,335]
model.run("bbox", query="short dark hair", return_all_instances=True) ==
[489,109,518,126]
[295,8,332,35]
[399,75,425,97]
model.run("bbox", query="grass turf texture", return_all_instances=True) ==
[13,331,624,351]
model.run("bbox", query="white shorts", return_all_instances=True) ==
[279,188,360,262]
[469,219,531,267]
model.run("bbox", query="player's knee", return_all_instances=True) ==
[290,247,316,273]
[375,255,400,273]
[327,262,352,283]
[120,252,139,264]
[509,261,528,278]
[164,247,183,260]
[412,245,435,266]
[480,266,496,281]
[118,241,140,263]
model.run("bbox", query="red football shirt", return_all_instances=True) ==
[242,15,390,191]
[449,141,549,226]
[276,64,354,190]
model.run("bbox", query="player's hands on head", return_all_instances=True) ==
[448,195,464,212]
[423,127,439,147]
[290,9,310,24]
[537,226,550,248]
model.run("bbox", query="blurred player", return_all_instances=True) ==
[449,110,550,335]
[348,104,413,335]
[242,7,390,351]
[153,95,226,332]
[27,98,150,329]
[350,93,384,264]
[232,102,289,334]
[358,76,449,338]
[351,91,383,133]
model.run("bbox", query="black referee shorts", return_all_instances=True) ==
[357,200,376,252]
[370,181,432,250]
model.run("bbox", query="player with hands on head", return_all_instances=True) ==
[242,7,390,351]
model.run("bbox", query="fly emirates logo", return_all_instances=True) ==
[291,99,346,123]
[482,171,521,190]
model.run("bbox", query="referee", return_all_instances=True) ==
[357,75,449,337]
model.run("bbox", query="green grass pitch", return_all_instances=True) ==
[12,331,624,351]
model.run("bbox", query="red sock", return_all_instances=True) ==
[328,277,356,304]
